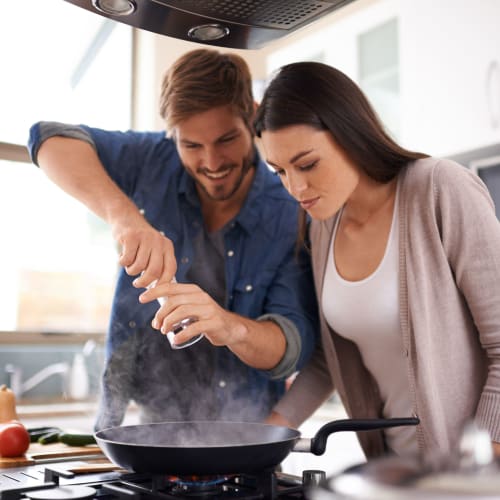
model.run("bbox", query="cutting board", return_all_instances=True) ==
[0,442,104,469]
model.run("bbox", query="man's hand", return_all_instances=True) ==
[140,281,245,346]
[139,281,286,370]
[111,211,177,288]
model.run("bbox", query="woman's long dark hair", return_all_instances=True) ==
[255,61,427,180]
[254,61,428,246]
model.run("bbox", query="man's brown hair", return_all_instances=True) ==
[160,49,255,136]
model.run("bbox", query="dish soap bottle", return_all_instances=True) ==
[69,353,89,400]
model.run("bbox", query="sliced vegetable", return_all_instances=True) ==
[58,432,96,446]
[0,421,30,457]
[27,427,62,443]
[37,430,61,445]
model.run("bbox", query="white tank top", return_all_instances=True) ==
[322,184,417,456]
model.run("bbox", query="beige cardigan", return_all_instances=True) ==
[274,157,500,458]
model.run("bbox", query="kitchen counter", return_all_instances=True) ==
[17,402,140,433]
[18,401,98,418]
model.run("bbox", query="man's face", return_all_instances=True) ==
[174,105,254,202]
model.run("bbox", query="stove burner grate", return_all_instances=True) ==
[166,474,231,495]
[0,463,308,500]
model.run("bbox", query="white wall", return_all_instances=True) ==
[399,0,500,155]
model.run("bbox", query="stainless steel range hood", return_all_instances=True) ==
[63,0,357,49]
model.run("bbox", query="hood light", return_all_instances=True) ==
[188,24,230,42]
[92,0,136,16]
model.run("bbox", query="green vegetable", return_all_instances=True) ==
[37,430,61,444]
[27,427,62,443]
[57,432,96,446]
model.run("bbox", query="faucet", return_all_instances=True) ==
[5,362,70,399]
[4,341,97,401]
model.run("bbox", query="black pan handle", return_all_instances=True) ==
[309,417,419,455]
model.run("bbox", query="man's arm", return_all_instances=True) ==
[34,135,176,287]
[215,311,287,371]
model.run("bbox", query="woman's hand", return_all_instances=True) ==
[264,411,294,428]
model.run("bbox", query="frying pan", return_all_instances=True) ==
[95,417,419,474]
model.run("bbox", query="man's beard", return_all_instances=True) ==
[184,149,255,202]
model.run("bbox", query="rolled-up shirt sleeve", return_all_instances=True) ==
[258,313,302,380]
[28,121,96,166]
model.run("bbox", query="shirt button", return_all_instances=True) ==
[129,321,136,328]
[181,257,189,264]
[139,208,145,215]
[245,284,253,292]
[227,250,234,257]
[219,380,226,388]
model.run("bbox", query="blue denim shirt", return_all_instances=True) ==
[28,124,318,428]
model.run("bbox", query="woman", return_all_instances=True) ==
[254,61,500,459]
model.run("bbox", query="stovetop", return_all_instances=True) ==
[0,461,318,499]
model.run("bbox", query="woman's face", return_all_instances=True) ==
[261,125,360,220]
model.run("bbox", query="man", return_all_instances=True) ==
[28,49,318,430]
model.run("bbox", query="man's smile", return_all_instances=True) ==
[200,166,234,180]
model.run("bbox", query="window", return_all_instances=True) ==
[0,1,133,332]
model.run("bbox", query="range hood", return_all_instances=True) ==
[63,0,357,49]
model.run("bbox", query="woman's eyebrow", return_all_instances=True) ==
[267,149,313,168]
[290,149,313,163]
